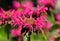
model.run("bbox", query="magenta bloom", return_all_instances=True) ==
[24,22,33,32]
[21,1,33,9]
[11,29,20,36]
[38,0,56,8]
[11,10,23,25]
[37,6,48,15]
[21,1,34,18]
[55,14,60,22]
[35,18,46,29]
[0,0,58,40]
[11,25,22,37]
[56,29,60,34]
[55,14,60,24]
[45,21,53,30]
[13,1,21,9]
[0,20,3,25]
[35,13,52,30]
[49,36,55,41]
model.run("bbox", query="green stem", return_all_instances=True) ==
[50,8,56,24]
[40,28,48,41]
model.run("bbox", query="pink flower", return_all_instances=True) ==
[11,25,22,36]
[21,1,33,9]
[37,6,48,15]
[49,36,55,41]
[45,21,53,30]
[11,17,22,26]
[35,18,46,29]
[55,14,60,22]
[23,21,33,32]
[38,0,56,8]
[58,39,60,41]
[24,8,34,18]
[56,29,60,34]
[0,20,3,25]
[13,1,20,8]
[11,29,20,36]
[35,14,52,30]
[39,14,48,21]
[21,1,34,18]
[56,21,60,24]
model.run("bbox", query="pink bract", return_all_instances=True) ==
[55,14,60,22]
[13,1,21,8]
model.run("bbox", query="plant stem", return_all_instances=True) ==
[40,28,48,41]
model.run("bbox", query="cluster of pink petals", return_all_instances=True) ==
[35,16,53,30]
[49,36,55,41]
[0,0,55,37]
[38,0,56,8]
[13,1,21,9]
[56,29,60,34]
[55,14,60,21]
[55,14,60,24]
[49,29,60,41]
[11,29,21,36]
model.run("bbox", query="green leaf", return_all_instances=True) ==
[4,23,12,39]
[49,24,60,40]
[30,33,45,41]
[51,24,60,31]
[0,26,7,41]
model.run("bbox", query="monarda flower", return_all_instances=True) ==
[49,35,60,41]
[38,0,56,8]
[23,23,33,32]
[13,1,21,9]
[11,29,21,36]
[37,6,48,15]
[11,25,22,37]
[56,29,60,35]
[55,14,60,24]
[45,21,53,30]
[11,14,23,26]
[21,1,34,18]
[0,20,3,25]
[49,36,55,41]
[21,1,33,9]
[35,18,46,29]
[24,8,34,18]
[55,14,60,21]
[0,9,13,24]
